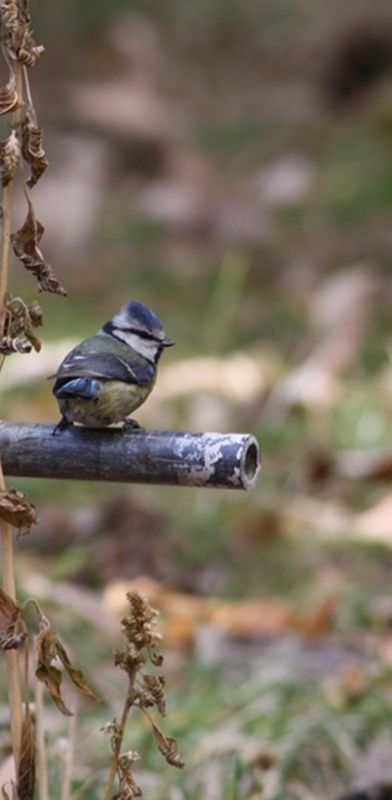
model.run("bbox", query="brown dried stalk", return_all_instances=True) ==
[0,0,62,781]
[103,591,184,800]
[0,460,23,769]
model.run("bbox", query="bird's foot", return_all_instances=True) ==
[121,418,144,434]
[52,417,72,436]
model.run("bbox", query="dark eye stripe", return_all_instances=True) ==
[127,327,160,343]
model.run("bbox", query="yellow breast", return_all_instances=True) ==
[59,381,153,427]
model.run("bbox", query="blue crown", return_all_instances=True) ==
[125,301,163,330]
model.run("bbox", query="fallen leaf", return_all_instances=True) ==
[209,598,299,638]
[353,494,392,543]
[302,597,337,638]
[266,267,375,414]
[335,446,392,481]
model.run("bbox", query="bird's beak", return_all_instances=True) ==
[162,335,175,347]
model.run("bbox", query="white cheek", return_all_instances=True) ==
[114,330,159,361]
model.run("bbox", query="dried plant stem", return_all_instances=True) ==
[0,461,22,768]
[0,60,24,768]
[61,701,77,800]
[35,677,49,800]
[0,182,12,310]
[0,59,22,310]
[104,681,135,800]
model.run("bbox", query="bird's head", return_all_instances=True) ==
[101,300,175,363]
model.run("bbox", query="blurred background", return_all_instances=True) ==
[2,0,392,797]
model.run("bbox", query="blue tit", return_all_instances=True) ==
[52,300,174,433]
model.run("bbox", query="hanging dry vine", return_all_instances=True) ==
[0,0,67,344]
[0,0,67,794]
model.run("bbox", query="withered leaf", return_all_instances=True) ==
[0,0,19,30]
[0,587,26,651]
[0,77,20,116]
[35,627,72,716]
[21,114,48,187]
[15,30,44,67]
[11,201,67,296]
[0,488,38,537]
[55,639,98,701]
[151,721,184,769]
[141,674,166,716]
[116,753,142,799]
[0,336,32,354]
[0,130,21,187]
[28,300,43,327]
[21,318,41,352]
[35,625,97,717]
[17,706,35,800]
[2,296,43,352]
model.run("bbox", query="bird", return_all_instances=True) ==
[51,300,174,433]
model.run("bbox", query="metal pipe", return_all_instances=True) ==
[0,422,261,490]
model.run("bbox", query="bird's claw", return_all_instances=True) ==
[52,417,71,436]
[121,418,144,434]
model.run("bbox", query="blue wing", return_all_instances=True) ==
[52,349,155,391]
[54,377,101,400]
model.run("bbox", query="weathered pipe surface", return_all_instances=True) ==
[0,422,261,490]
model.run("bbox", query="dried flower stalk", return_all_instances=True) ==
[103,591,184,800]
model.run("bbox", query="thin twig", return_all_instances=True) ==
[0,183,12,311]
[61,698,77,800]
[0,60,22,309]
[35,677,49,800]
[104,681,135,800]
[0,58,25,770]
[0,460,22,769]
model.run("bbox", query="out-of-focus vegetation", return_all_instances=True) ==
[1,0,392,797]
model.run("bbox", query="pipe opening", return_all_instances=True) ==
[244,441,260,484]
